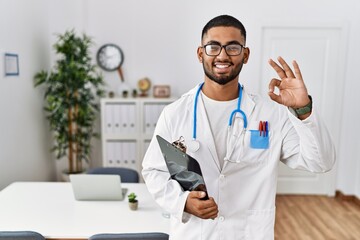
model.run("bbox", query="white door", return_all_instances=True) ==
[258,22,347,195]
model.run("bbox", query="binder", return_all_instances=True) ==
[106,141,115,166]
[105,104,114,134]
[128,104,136,133]
[113,104,121,134]
[144,104,151,134]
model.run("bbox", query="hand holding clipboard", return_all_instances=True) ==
[156,135,209,200]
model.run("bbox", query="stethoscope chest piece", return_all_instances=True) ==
[188,139,200,152]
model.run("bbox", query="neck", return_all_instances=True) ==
[202,79,239,101]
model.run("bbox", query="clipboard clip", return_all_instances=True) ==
[172,136,187,153]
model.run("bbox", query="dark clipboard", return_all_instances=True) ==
[156,135,209,200]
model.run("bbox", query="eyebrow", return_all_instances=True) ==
[204,40,243,45]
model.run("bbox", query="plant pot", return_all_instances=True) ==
[128,201,138,210]
[61,169,86,182]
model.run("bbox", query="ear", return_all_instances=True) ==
[197,46,203,63]
[242,47,250,64]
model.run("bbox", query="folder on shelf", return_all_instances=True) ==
[105,104,114,134]
[128,104,136,133]
[156,135,209,200]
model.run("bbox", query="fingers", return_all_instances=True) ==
[277,56,295,78]
[268,78,281,93]
[268,91,282,105]
[292,60,303,80]
[185,191,219,219]
[268,78,283,104]
[268,58,286,79]
[268,56,296,79]
[200,197,219,219]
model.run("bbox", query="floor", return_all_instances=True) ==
[275,195,360,240]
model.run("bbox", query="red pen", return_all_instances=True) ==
[259,121,263,136]
[262,121,266,137]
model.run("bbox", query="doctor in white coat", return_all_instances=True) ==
[142,15,335,240]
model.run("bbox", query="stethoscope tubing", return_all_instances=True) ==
[192,82,247,141]
[193,82,204,140]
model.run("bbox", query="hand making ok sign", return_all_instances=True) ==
[268,56,311,109]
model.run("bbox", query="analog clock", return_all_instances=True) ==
[96,43,124,71]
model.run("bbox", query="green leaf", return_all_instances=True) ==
[34,29,105,173]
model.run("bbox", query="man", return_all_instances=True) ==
[142,15,335,240]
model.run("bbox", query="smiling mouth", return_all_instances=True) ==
[214,62,232,71]
[214,62,232,68]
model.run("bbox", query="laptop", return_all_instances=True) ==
[69,174,128,201]
[156,135,209,200]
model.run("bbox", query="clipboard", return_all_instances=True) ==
[156,135,209,200]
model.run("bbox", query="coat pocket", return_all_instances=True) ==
[245,207,275,240]
[233,130,271,165]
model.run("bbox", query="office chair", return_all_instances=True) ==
[89,232,169,240]
[87,167,139,183]
[0,231,45,240]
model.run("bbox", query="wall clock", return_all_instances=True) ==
[96,43,125,81]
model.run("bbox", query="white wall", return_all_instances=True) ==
[1,0,359,197]
[82,0,360,197]
[0,0,55,189]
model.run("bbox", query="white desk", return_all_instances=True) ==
[0,182,170,239]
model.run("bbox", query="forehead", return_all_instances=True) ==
[202,26,245,44]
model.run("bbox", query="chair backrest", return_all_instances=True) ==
[87,167,139,183]
[89,232,169,240]
[0,231,45,240]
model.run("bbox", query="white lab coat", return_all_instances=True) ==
[142,84,335,240]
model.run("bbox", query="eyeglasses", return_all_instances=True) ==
[202,43,245,56]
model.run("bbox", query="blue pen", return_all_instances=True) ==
[265,121,268,137]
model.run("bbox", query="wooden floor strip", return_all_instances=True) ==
[275,195,360,240]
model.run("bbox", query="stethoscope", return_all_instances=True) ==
[188,82,248,153]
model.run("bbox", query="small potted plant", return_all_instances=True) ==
[128,192,138,210]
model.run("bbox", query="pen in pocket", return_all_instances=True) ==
[258,120,269,137]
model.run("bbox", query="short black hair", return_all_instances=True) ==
[201,15,246,42]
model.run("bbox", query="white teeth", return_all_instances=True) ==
[216,65,230,69]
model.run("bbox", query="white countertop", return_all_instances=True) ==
[0,182,170,239]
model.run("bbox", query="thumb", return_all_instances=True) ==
[194,191,206,199]
[268,92,282,105]
[191,191,206,198]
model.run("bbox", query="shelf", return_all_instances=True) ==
[100,97,176,177]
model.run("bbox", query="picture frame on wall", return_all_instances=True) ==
[153,85,171,98]
[4,53,19,76]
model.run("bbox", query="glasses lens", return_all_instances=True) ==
[225,44,243,56]
[204,44,221,56]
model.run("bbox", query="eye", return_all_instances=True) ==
[209,45,220,50]
[227,45,241,51]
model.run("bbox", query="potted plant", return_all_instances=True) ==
[34,29,105,179]
[128,192,138,210]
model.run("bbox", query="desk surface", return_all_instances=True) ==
[0,182,169,239]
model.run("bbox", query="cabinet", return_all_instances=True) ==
[100,98,176,177]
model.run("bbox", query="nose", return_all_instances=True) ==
[217,46,230,59]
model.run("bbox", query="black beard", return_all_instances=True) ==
[203,61,243,85]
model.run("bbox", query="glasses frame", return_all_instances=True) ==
[202,43,245,56]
